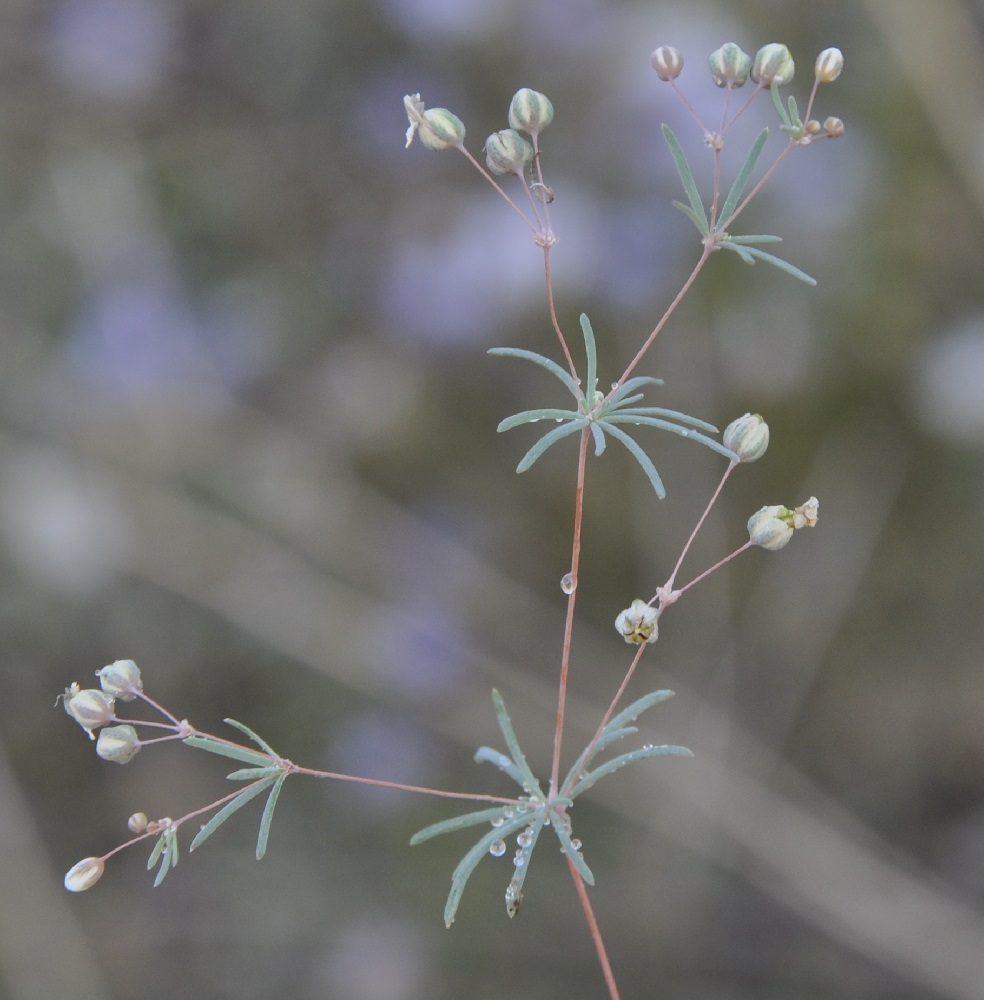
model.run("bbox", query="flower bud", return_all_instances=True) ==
[747,505,794,551]
[814,47,844,83]
[404,94,466,151]
[751,43,795,87]
[128,812,149,833]
[64,856,105,892]
[708,42,752,88]
[96,724,142,764]
[508,88,554,135]
[823,116,845,138]
[96,659,143,701]
[650,46,684,81]
[485,128,534,176]
[62,684,115,737]
[614,598,659,645]
[748,496,819,551]
[805,119,822,135]
[723,413,770,462]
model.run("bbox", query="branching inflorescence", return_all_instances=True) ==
[59,39,842,1000]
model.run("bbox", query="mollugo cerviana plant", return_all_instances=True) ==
[58,40,843,999]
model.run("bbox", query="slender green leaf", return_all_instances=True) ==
[183,735,272,767]
[604,690,675,734]
[411,805,513,845]
[488,347,580,398]
[718,128,768,229]
[723,234,783,246]
[771,83,791,127]
[601,423,666,498]
[551,814,595,885]
[490,690,541,794]
[671,199,707,234]
[580,314,597,400]
[570,744,693,799]
[661,125,709,236]
[610,406,718,433]
[504,814,546,917]
[733,244,817,285]
[719,241,756,265]
[444,812,531,926]
[560,727,638,794]
[605,415,737,462]
[589,422,606,457]
[607,376,663,407]
[189,776,278,852]
[147,831,167,870]
[255,774,286,860]
[514,420,586,473]
[152,831,178,887]
[474,746,528,788]
[496,408,579,432]
[226,765,283,781]
[787,95,800,125]
[223,717,280,757]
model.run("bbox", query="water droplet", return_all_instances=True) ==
[517,830,532,848]
[491,816,504,828]
[570,838,582,851]
[503,807,514,818]
[513,856,525,867]
[611,382,618,390]
[560,573,575,595]
[489,839,506,857]
[555,417,563,423]
[530,418,540,423]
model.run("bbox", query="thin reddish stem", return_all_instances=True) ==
[543,247,577,377]
[568,857,622,1000]
[549,427,591,797]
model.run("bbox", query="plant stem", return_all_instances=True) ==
[549,426,590,797]
[568,856,622,1000]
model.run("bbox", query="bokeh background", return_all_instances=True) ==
[3,0,984,997]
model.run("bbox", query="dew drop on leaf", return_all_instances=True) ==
[491,816,504,828]
[489,838,506,857]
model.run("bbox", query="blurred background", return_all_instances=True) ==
[3,0,984,997]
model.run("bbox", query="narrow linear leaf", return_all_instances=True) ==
[604,690,675,734]
[551,815,595,885]
[183,735,273,767]
[497,408,580,432]
[735,245,817,285]
[787,95,800,125]
[771,83,792,127]
[671,199,707,234]
[226,765,283,781]
[718,241,756,265]
[411,805,513,845]
[153,842,172,887]
[255,773,286,860]
[601,423,666,498]
[723,234,783,246]
[718,128,769,229]
[662,125,709,236]
[570,744,693,799]
[147,832,167,871]
[580,314,598,400]
[515,420,586,473]
[444,812,531,927]
[490,690,541,794]
[223,718,279,757]
[474,746,528,788]
[488,347,580,398]
[561,727,639,793]
[168,830,179,869]
[610,406,718,433]
[608,376,664,408]
[504,813,546,916]
[605,415,737,461]
[189,776,278,852]
[589,422,606,457]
